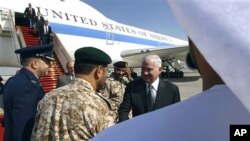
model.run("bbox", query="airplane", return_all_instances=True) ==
[0,1,189,137]
[0,0,188,78]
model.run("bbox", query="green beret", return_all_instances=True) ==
[74,47,111,65]
[113,61,128,68]
[15,44,54,61]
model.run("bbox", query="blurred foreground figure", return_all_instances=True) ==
[92,0,250,140]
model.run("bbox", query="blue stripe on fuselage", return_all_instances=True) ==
[50,23,173,46]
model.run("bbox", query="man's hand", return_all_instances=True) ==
[125,68,132,81]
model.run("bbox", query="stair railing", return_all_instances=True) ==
[2,9,20,48]
[53,33,72,72]
[0,8,26,48]
[15,26,26,48]
[0,7,24,65]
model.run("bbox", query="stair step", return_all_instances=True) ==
[41,83,57,86]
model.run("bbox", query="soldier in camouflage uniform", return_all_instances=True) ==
[31,47,117,141]
[102,61,133,110]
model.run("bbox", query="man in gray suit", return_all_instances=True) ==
[56,60,75,88]
[24,3,36,29]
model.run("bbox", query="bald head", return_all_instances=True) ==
[67,60,75,74]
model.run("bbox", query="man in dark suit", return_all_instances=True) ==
[39,20,53,45]
[34,11,45,37]
[118,54,180,122]
[3,44,54,141]
[24,3,36,29]
[56,60,75,88]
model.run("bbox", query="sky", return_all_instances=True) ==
[83,0,187,40]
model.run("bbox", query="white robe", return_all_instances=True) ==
[93,85,250,141]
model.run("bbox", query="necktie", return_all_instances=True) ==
[70,74,75,81]
[45,26,47,34]
[148,85,155,111]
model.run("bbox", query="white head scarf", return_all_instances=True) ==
[168,0,250,110]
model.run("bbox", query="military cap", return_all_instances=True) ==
[74,47,111,65]
[113,61,128,68]
[15,44,54,61]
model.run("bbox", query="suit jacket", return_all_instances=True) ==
[3,68,45,141]
[118,78,180,122]
[40,25,52,34]
[35,15,45,30]
[24,7,36,20]
[39,25,52,44]
[56,73,73,88]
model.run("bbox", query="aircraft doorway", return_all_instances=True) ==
[15,12,28,27]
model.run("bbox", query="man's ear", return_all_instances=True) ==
[94,65,102,79]
[159,66,163,72]
[30,58,40,69]
[186,53,197,70]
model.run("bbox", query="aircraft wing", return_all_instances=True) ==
[121,45,189,68]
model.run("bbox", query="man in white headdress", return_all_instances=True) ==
[92,0,250,141]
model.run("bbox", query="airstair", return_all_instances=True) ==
[19,26,63,93]
[0,8,72,140]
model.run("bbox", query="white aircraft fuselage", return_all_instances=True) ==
[0,0,188,68]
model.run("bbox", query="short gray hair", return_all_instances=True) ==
[142,54,162,68]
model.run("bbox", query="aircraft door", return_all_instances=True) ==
[105,28,114,45]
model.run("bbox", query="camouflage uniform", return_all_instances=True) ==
[31,78,117,141]
[102,74,130,109]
